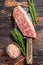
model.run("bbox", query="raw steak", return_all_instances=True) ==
[13,6,36,38]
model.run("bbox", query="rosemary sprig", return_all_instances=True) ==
[28,0,37,24]
[11,28,26,56]
[29,0,33,3]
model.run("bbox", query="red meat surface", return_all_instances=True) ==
[13,6,36,38]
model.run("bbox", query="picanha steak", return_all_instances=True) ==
[13,6,36,38]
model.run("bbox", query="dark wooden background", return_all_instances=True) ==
[0,0,43,65]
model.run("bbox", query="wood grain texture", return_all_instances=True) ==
[26,39,33,64]
[0,0,43,65]
[0,0,43,17]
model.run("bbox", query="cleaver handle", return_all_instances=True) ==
[26,38,33,64]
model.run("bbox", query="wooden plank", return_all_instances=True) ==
[34,0,43,7]
[0,0,43,65]
[0,49,4,55]
[0,27,12,37]
[33,56,43,64]
[0,6,43,17]
[0,55,25,65]
[0,37,13,48]
[33,17,43,56]
[0,0,43,17]
[1,54,43,64]
[0,0,27,7]
[0,18,14,37]
[1,63,8,65]
[37,17,43,26]
[33,38,43,56]
[0,0,43,7]
[0,18,12,25]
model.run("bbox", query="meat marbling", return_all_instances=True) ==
[13,6,36,38]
